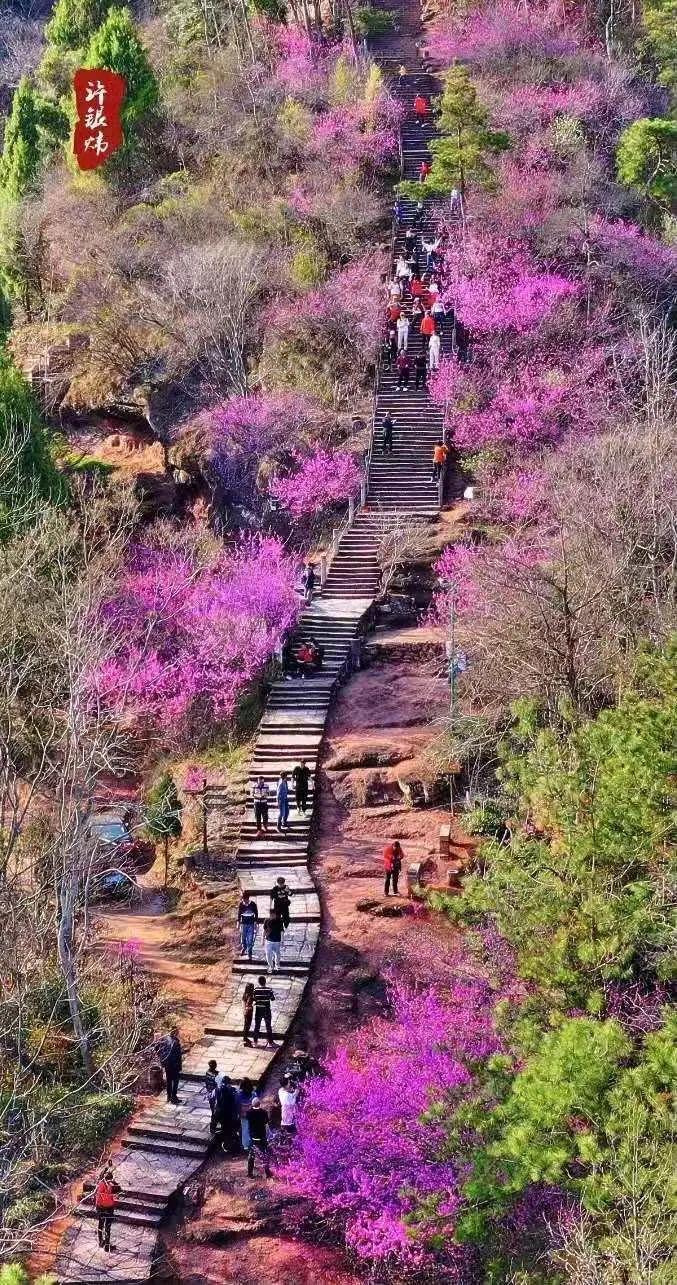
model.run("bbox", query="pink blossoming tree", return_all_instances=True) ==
[270,446,361,517]
[94,535,300,740]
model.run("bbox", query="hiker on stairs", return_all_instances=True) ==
[159,1026,182,1104]
[413,92,429,126]
[252,775,271,835]
[396,350,411,391]
[428,330,441,373]
[414,351,427,390]
[271,874,292,926]
[383,412,394,454]
[94,1167,120,1254]
[276,772,290,831]
[263,909,284,973]
[292,760,311,814]
[252,975,277,1048]
[396,313,410,351]
[431,441,449,484]
[238,890,259,960]
[420,309,435,345]
[302,561,315,604]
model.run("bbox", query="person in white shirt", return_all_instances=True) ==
[396,314,410,351]
[395,256,411,284]
[278,1077,298,1134]
[428,331,441,372]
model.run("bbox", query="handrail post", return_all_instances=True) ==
[360,477,367,507]
[319,553,327,587]
[348,496,355,524]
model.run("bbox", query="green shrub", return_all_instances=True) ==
[3,1191,53,1229]
[354,6,396,35]
[464,799,507,837]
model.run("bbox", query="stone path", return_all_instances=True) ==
[55,58,446,1285]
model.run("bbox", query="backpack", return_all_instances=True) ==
[95,1179,115,1210]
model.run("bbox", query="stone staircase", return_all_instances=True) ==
[54,66,447,1285]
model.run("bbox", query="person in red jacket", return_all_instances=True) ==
[420,310,436,342]
[383,840,404,896]
[413,94,428,125]
[94,1166,120,1253]
[419,159,431,182]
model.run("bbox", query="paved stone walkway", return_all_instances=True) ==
[55,56,444,1285]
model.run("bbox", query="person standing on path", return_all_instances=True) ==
[276,771,290,832]
[247,1096,272,1178]
[263,909,284,973]
[242,981,255,1047]
[383,840,404,896]
[428,330,441,372]
[420,310,435,344]
[396,313,409,352]
[205,1059,220,1132]
[216,1075,241,1153]
[252,975,276,1047]
[252,775,270,834]
[94,1167,120,1253]
[237,890,259,960]
[271,875,292,928]
[293,759,311,814]
[278,1077,299,1136]
[396,350,410,391]
[302,561,315,604]
[159,1026,182,1104]
[414,351,427,390]
[238,1077,256,1151]
[414,93,429,126]
[383,412,394,454]
[431,440,449,483]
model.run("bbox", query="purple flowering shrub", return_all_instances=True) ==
[270,446,361,518]
[281,979,501,1279]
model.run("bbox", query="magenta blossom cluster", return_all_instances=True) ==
[442,233,577,334]
[93,536,300,738]
[427,0,581,68]
[269,251,386,358]
[270,446,361,518]
[198,391,320,505]
[282,978,500,1277]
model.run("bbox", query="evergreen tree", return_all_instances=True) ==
[617,117,677,208]
[399,66,510,199]
[145,771,183,886]
[0,79,42,202]
[641,0,677,96]
[0,353,66,539]
[250,0,288,20]
[45,0,114,51]
[84,7,159,149]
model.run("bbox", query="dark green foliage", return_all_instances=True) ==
[0,353,66,538]
[433,643,676,1014]
[641,0,677,96]
[398,65,510,199]
[0,80,42,201]
[617,117,677,206]
[354,6,395,35]
[250,0,288,20]
[145,769,182,883]
[46,0,114,51]
[84,7,160,149]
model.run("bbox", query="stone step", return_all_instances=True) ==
[122,1135,207,1160]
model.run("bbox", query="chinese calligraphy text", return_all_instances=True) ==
[73,69,126,171]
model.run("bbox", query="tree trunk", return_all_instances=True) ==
[57,874,95,1078]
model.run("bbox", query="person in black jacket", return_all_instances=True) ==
[292,760,311,814]
[159,1027,182,1103]
[270,875,291,928]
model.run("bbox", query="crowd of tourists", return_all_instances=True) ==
[250,759,311,838]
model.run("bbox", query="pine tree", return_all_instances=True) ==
[84,7,159,149]
[398,66,510,200]
[145,771,183,886]
[0,352,66,539]
[0,79,42,202]
[45,0,113,51]
[617,117,677,208]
